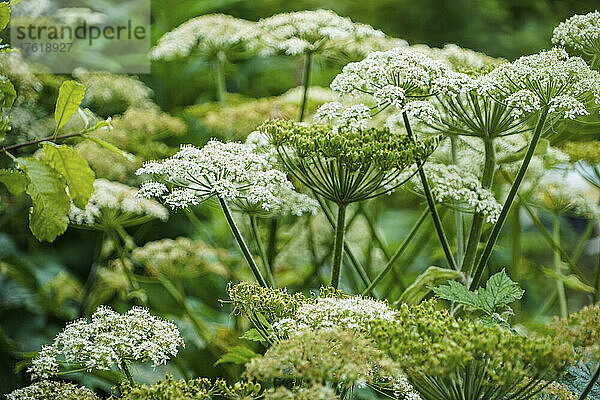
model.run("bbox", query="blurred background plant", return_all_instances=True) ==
[2,0,600,398]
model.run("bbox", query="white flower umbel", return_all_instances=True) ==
[533,172,599,218]
[470,48,600,288]
[28,306,184,380]
[149,14,261,60]
[258,10,384,56]
[407,163,502,223]
[7,380,100,400]
[552,11,600,68]
[137,140,303,214]
[70,179,169,229]
[480,47,600,121]
[273,295,397,335]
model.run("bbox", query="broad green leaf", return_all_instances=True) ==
[477,269,524,313]
[54,81,85,132]
[240,329,265,342]
[215,345,260,366]
[0,75,16,108]
[433,280,479,309]
[0,169,29,194]
[540,267,596,293]
[397,266,462,305]
[42,143,95,208]
[16,158,70,242]
[0,2,11,32]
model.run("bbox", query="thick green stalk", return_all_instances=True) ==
[120,361,134,384]
[463,138,496,276]
[317,196,375,294]
[521,199,590,285]
[402,111,457,270]
[214,51,227,107]
[298,52,312,122]
[579,363,600,400]
[330,203,347,289]
[470,108,549,289]
[510,204,522,279]
[218,197,269,287]
[450,136,465,266]
[553,213,568,319]
[110,231,139,291]
[362,208,428,295]
[266,218,279,271]
[249,215,276,287]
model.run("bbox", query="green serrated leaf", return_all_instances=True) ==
[215,346,260,366]
[16,158,70,242]
[42,143,95,208]
[0,169,29,194]
[433,280,480,309]
[54,80,85,132]
[398,266,462,305]
[240,329,265,342]
[477,269,524,313]
[0,3,10,32]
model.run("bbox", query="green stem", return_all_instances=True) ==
[111,231,139,291]
[471,108,549,289]
[266,218,279,271]
[317,196,375,294]
[218,197,269,287]
[402,111,457,270]
[521,199,590,285]
[572,218,596,264]
[463,138,496,276]
[553,213,568,319]
[450,136,465,266]
[120,361,134,385]
[249,215,275,287]
[362,208,428,295]
[330,203,347,289]
[298,52,312,122]
[579,363,600,400]
[511,204,522,280]
[214,51,227,107]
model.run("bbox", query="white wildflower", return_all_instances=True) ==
[479,47,600,120]
[340,104,372,132]
[408,163,502,223]
[374,85,406,108]
[149,14,262,60]
[534,173,599,218]
[552,12,600,56]
[402,101,441,125]
[258,10,384,56]
[7,380,100,400]
[28,306,184,379]
[70,179,169,228]
[273,295,397,335]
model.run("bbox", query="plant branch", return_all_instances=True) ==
[402,111,457,270]
[2,131,85,152]
[470,108,548,289]
[330,203,347,289]
[298,52,312,122]
[249,215,275,287]
[218,197,269,287]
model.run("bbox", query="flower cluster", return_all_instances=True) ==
[411,43,505,76]
[552,12,600,62]
[245,327,417,398]
[406,163,502,223]
[273,295,397,335]
[6,380,100,400]
[118,376,261,400]
[260,119,438,203]
[330,47,453,105]
[550,303,600,360]
[370,300,574,400]
[131,237,229,279]
[28,306,184,379]
[479,47,600,120]
[258,10,384,55]
[69,179,169,228]
[264,384,340,400]
[533,173,599,218]
[136,140,304,212]
[73,69,154,112]
[149,14,262,60]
